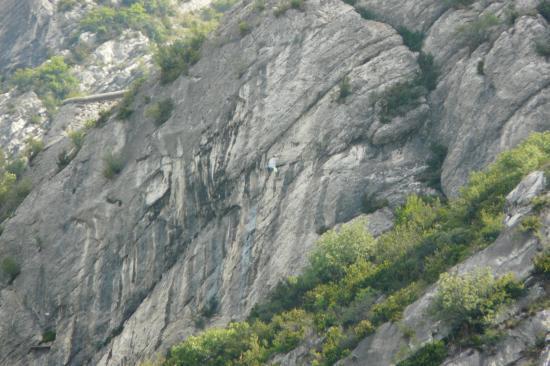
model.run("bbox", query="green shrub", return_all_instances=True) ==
[337,77,351,102]
[535,36,550,57]
[79,4,167,43]
[41,330,56,343]
[433,269,523,333]
[533,251,550,276]
[355,6,377,20]
[57,149,72,171]
[11,56,79,107]
[146,99,174,126]
[397,27,425,52]
[308,219,375,283]
[416,53,439,91]
[57,0,76,12]
[239,21,251,36]
[538,1,550,22]
[200,297,219,318]
[378,81,424,123]
[103,152,125,179]
[520,215,542,233]
[456,14,500,51]
[477,60,485,75]
[116,78,145,119]
[369,282,423,325]
[444,0,475,9]
[68,129,86,150]
[290,0,304,10]
[419,144,448,190]
[24,137,44,163]
[1,257,20,283]
[254,0,266,11]
[155,31,206,84]
[396,340,447,366]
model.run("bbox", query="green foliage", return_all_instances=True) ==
[337,77,352,103]
[116,78,145,119]
[274,0,304,16]
[396,341,447,366]
[57,0,76,12]
[535,36,550,58]
[57,149,72,171]
[378,52,438,123]
[11,56,79,107]
[201,297,219,318]
[68,129,86,150]
[477,60,485,75]
[355,6,377,20]
[369,282,423,325]
[538,1,550,22]
[533,251,550,277]
[41,330,56,343]
[156,31,206,84]
[456,14,500,51]
[146,99,174,126]
[444,0,475,9]
[0,149,31,223]
[420,144,448,190]
[397,27,425,52]
[520,215,542,233]
[308,219,375,283]
[1,257,20,283]
[162,132,550,366]
[79,3,167,43]
[103,152,125,179]
[433,269,523,333]
[24,137,44,163]
[239,21,251,36]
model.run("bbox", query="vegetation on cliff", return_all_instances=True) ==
[153,132,549,365]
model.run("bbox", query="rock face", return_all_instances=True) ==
[0,0,63,74]
[0,0,548,365]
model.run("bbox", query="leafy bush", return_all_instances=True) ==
[156,31,206,84]
[24,138,44,163]
[377,52,438,123]
[57,150,72,171]
[355,6,377,20]
[456,14,500,51]
[239,21,251,36]
[396,340,447,366]
[11,56,79,107]
[58,0,76,12]
[535,36,550,57]
[1,257,20,283]
[116,78,145,119]
[369,282,423,325]
[419,144,448,190]
[41,330,56,343]
[337,77,351,103]
[146,99,175,126]
[533,251,550,276]
[538,1,550,22]
[520,215,542,233]
[103,152,125,179]
[444,0,475,9]
[308,219,375,283]
[433,269,523,333]
[68,129,86,150]
[397,27,425,52]
[79,4,167,43]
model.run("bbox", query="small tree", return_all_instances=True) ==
[308,219,374,282]
[433,269,523,334]
[1,257,20,283]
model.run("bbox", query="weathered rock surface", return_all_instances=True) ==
[0,0,548,365]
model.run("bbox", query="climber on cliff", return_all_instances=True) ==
[267,156,278,173]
